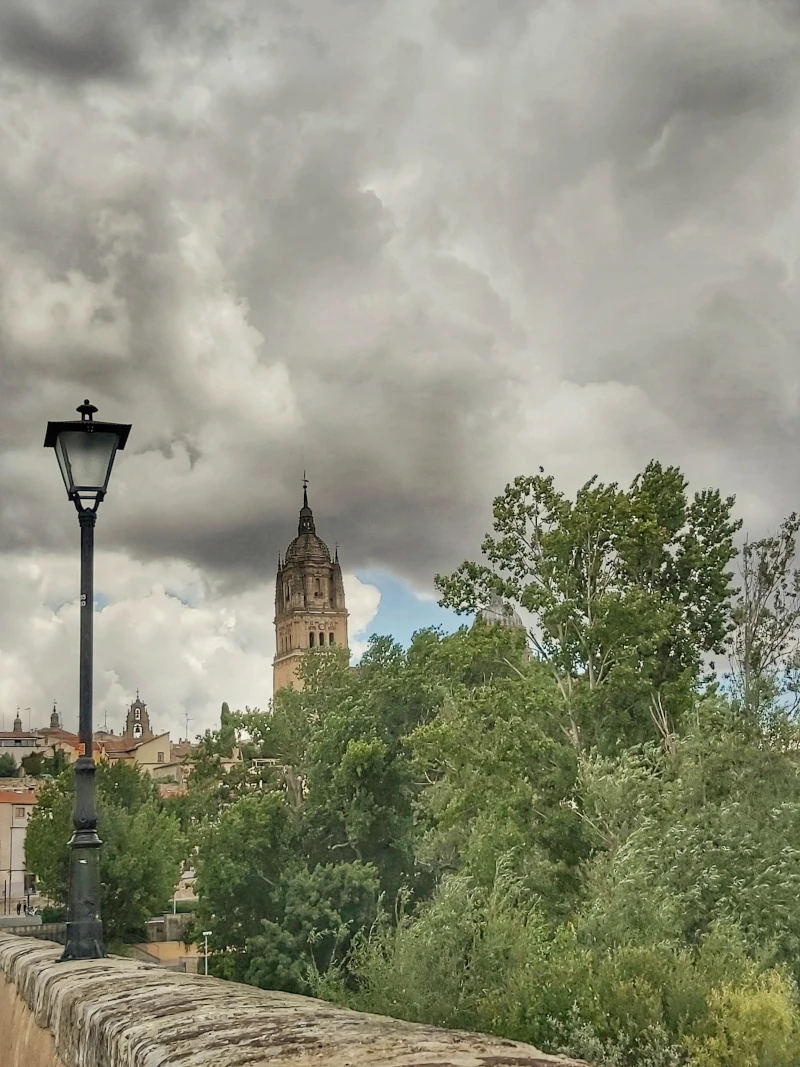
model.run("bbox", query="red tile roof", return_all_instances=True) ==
[100,738,139,754]
[0,791,38,805]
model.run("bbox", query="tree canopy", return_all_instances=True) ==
[110,460,800,1067]
[26,761,185,944]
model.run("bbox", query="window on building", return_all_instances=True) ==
[329,633,335,646]
[309,632,315,648]
[133,724,143,739]
[15,807,25,818]
[158,752,165,763]
[134,708,141,720]
[314,578,321,597]
[285,584,290,601]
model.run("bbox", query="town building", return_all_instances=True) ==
[0,786,38,907]
[273,481,349,691]
[0,712,43,767]
[98,694,186,783]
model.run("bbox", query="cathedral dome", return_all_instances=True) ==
[284,531,331,564]
[477,593,526,630]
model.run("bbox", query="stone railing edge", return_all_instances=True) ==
[0,931,587,1067]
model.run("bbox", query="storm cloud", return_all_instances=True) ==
[2,0,800,727]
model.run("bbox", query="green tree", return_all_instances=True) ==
[25,761,185,943]
[436,462,740,751]
[0,753,18,777]
[409,669,588,912]
[728,513,800,717]
[194,790,296,970]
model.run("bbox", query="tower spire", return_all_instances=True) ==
[298,472,315,535]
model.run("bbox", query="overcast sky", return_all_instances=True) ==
[1,0,800,737]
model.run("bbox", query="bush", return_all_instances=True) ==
[334,864,800,1067]
[41,906,66,923]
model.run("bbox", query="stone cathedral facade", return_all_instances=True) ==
[273,483,349,692]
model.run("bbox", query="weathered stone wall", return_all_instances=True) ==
[0,931,585,1067]
[0,965,66,1067]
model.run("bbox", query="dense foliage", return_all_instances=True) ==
[32,461,800,1066]
[26,761,185,943]
[181,464,800,1066]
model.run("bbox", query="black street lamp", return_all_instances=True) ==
[44,400,132,960]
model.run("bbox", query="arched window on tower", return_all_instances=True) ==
[309,632,315,648]
[329,633,335,646]
[314,578,321,598]
[134,708,140,721]
[285,584,290,602]
[319,631,325,646]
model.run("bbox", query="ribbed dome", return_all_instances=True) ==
[284,531,331,563]
[477,593,525,630]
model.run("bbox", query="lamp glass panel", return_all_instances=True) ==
[54,436,73,494]
[55,431,119,493]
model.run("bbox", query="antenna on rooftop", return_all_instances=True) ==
[184,710,193,741]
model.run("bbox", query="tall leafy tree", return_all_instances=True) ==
[436,462,741,750]
[727,513,800,716]
[26,761,185,943]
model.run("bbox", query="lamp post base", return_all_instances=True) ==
[60,823,105,962]
[61,920,105,961]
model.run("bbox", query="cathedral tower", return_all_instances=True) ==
[273,480,348,692]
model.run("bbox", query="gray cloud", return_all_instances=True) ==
[0,2,141,83]
[2,0,800,604]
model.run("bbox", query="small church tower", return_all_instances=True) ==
[273,479,348,692]
[123,691,153,741]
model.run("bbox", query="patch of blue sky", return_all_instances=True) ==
[353,569,467,651]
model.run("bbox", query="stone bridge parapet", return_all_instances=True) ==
[0,931,586,1067]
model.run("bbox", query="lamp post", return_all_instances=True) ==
[44,400,132,961]
[203,931,212,976]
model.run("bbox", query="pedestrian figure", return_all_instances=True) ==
[16,902,21,915]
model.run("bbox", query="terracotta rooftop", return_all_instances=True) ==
[99,737,139,754]
[0,791,38,805]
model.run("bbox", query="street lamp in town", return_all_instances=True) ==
[44,400,132,960]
